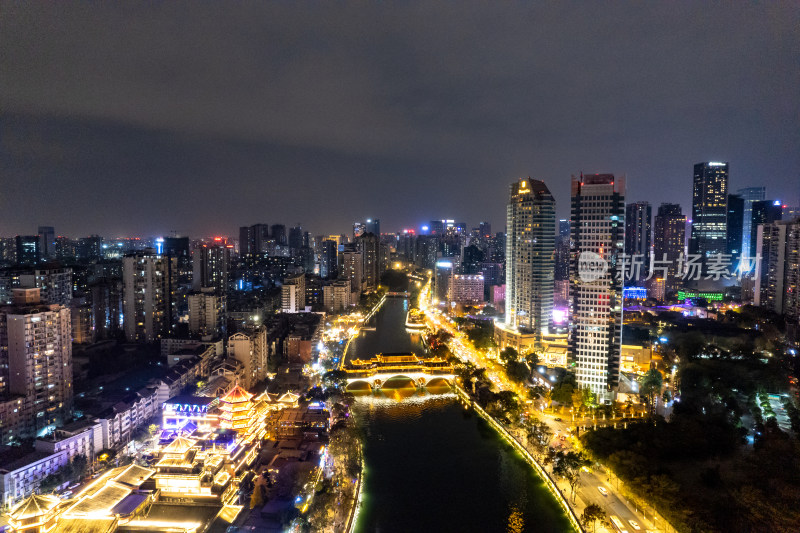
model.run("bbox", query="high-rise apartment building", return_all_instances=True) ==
[737,186,766,259]
[653,203,686,291]
[569,174,625,401]
[755,220,799,336]
[504,178,556,339]
[122,252,178,342]
[0,289,73,442]
[625,202,651,259]
[319,240,338,279]
[192,242,231,292]
[281,273,306,313]
[340,248,363,298]
[750,200,783,258]
[227,327,268,390]
[690,162,728,257]
[323,280,351,313]
[188,288,226,338]
[358,233,380,291]
[18,266,73,307]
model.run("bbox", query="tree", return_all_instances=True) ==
[322,370,348,390]
[499,346,519,365]
[580,503,606,532]
[639,368,663,412]
[552,450,589,502]
[525,351,540,367]
[506,360,530,383]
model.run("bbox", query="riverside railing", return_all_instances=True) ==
[453,384,585,533]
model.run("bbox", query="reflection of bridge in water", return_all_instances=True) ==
[344,353,454,390]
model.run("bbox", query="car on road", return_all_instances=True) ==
[609,515,629,532]
[554,417,562,421]
[628,519,641,530]
[597,486,608,496]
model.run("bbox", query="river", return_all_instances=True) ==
[347,296,572,532]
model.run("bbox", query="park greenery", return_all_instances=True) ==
[581,331,800,533]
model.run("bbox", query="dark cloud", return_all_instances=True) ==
[1,2,798,236]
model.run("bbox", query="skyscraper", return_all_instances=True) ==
[569,174,625,401]
[727,194,745,262]
[270,224,287,246]
[365,219,380,236]
[690,162,729,257]
[504,178,555,339]
[737,186,766,258]
[37,226,55,259]
[319,240,338,279]
[288,226,304,251]
[653,203,686,292]
[558,219,570,240]
[625,201,652,266]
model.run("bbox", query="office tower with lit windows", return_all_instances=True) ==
[690,162,728,256]
[0,288,73,442]
[737,186,766,258]
[353,222,366,239]
[653,203,686,291]
[15,236,40,266]
[569,174,625,401]
[340,247,363,298]
[727,194,744,263]
[122,251,178,342]
[558,219,570,240]
[504,178,556,340]
[192,241,231,293]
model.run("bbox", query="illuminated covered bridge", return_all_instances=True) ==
[344,353,455,390]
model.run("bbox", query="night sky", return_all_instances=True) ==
[2,3,798,238]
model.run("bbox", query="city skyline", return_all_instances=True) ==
[2,3,798,236]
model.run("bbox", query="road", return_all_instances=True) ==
[419,281,666,533]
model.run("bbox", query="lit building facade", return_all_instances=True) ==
[690,162,728,257]
[505,178,556,341]
[122,251,178,342]
[569,174,625,402]
[653,203,686,292]
[0,289,73,441]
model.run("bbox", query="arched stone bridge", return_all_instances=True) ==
[343,352,454,390]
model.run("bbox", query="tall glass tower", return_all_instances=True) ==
[689,162,729,257]
[737,186,766,259]
[504,178,556,342]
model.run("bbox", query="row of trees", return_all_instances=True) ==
[39,454,89,492]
